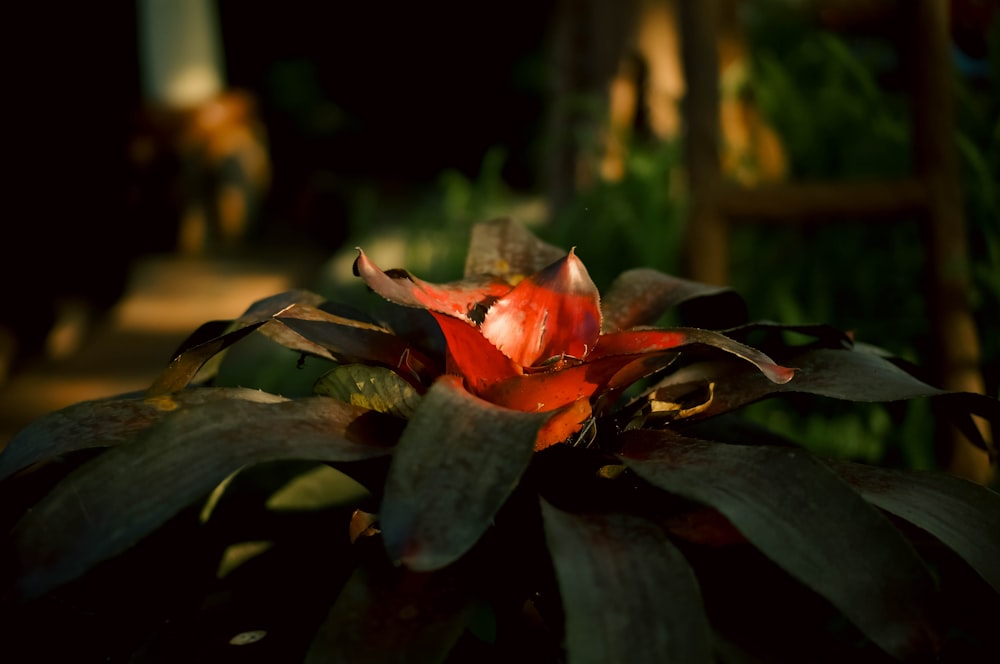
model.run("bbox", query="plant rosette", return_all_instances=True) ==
[2,218,998,662]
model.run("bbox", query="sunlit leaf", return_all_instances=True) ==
[480,249,602,367]
[306,563,474,663]
[354,249,511,320]
[535,398,593,451]
[380,376,552,571]
[431,312,521,392]
[11,397,399,601]
[481,360,609,412]
[0,387,287,483]
[540,500,713,664]
[314,364,423,419]
[825,459,1000,594]
[266,463,371,512]
[620,430,941,661]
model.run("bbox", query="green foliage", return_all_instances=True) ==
[545,141,688,291]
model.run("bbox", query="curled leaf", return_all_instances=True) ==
[354,249,510,320]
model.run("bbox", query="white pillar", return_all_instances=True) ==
[137,0,226,109]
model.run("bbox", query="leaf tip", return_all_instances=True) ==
[768,365,798,384]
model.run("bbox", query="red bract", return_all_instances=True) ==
[354,247,795,449]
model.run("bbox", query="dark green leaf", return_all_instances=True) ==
[601,267,741,332]
[721,320,855,350]
[0,387,286,483]
[147,322,265,394]
[380,376,551,571]
[671,347,950,405]
[147,289,328,395]
[274,304,439,381]
[540,500,713,664]
[314,364,423,419]
[620,430,941,661]
[306,563,474,664]
[653,347,999,455]
[10,397,397,601]
[825,459,1000,593]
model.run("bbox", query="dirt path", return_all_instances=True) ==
[0,247,327,449]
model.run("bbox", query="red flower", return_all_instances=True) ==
[354,246,794,449]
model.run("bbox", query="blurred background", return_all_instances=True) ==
[1,0,997,475]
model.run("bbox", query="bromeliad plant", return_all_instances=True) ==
[2,218,998,662]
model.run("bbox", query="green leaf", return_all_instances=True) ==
[825,459,1000,594]
[620,430,941,661]
[540,500,714,664]
[306,563,475,664]
[314,364,423,419]
[266,463,372,512]
[9,397,398,601]
[380,376,551,571]
[0,387,287,483]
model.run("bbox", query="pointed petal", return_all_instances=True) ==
[481,249,602,367]
[431,313,521,393]
[354,249,510,320]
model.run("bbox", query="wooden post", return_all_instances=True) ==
[137,0,225,110]
[908,0,993,484]
[679,0,728,286]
